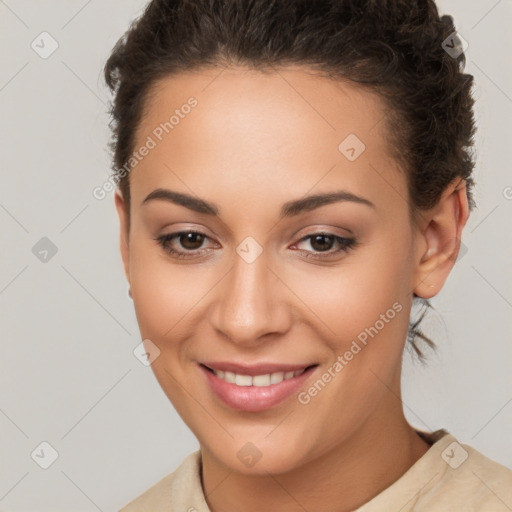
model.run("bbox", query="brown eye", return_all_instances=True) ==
[154,230,217,260]
[309,234,335,252]
[292,232,358,261]
[179,232,205,250]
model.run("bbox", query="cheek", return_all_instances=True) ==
[287,233,414,347]
[128,246,207,417]
[287,247,413,455]
[128,242,212,341]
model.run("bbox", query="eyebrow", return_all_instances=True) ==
[141,188,375,218]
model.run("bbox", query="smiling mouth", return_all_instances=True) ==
[199,362,319,411]
[200,363,318,387]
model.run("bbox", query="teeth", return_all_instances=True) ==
[235,374,252,386]
[270,371,284,384]
[212,368,307,386]
[224,371,236,383]
[253,374,271,386]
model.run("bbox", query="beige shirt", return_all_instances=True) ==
[120,429,512,511]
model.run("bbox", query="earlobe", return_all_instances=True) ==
[413,178,469,299]
[114,189,131,286]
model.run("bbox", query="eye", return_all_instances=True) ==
[154,231,217,259]
[291,232,358,260]
[154,230,358,261]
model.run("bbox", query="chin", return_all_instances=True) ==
[201,433,315,476]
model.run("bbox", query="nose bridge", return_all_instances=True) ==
[211,245,288,344]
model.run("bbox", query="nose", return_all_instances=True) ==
[210,248,292,346]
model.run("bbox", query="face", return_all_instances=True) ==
[115,66,454,475]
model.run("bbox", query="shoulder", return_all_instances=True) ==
[435,438,512,509]
[411,430,512,511]
[357,429,512,512]
[119,451,208,512]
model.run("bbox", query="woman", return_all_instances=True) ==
[104,0,512,510]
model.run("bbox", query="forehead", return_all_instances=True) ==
[130,66,405,213]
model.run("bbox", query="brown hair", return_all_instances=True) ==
[104,0,476,361]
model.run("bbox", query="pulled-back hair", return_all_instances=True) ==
[104,0,476,361]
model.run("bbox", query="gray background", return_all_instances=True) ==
[1,1,511,510]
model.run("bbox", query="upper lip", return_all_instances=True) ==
[200,361,317,376]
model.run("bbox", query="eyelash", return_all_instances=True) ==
[154,230,358,261]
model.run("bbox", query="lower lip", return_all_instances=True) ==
[199,364,317,412]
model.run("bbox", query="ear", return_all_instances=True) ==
[413,178,470,299]
[114,188,131,286]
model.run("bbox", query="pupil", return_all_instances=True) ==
[311,235,333,252]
